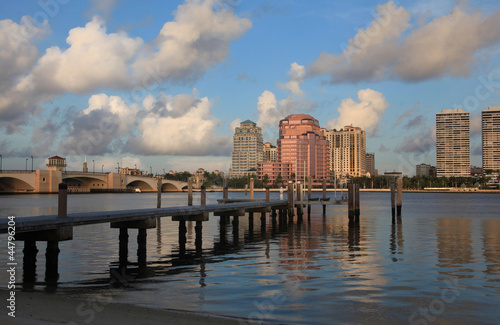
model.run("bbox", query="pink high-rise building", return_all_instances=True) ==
[258,114,329,183]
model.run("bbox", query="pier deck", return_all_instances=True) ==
[0,200,288,234]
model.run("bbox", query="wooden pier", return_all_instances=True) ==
[0,179,358,286]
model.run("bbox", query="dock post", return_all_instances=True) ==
[58,183,67,217]
[287,181,294,218]
[188,178,193,206]
[307,177,312,217]
[157,177,162,208]
[232,215,239,244]
[137,228,147,268]
[296,181,303,220]
[266,186,270,202]
[280,186,283,200]
[322,178,327,215]
[348,183,354,223]
[178,220,187,254]
[196,185,206,251]
[223,186,228,200]
[45,240,60,284]
[119,227,129,267]
[23,240,38,285]
[390,178,396,218]
[397,177,403,216]
[355,183,360,223]
[250,178,254,200]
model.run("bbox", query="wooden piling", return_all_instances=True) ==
[307,177,312,216]
[201,185,206,207]
[137,228,147,267]
[348,183,354,221]
[287,181,294,217]
[354,183,360,222]
[196,185,206,250]
[297,181,303,218]
[250,178,254,200]
[157,177,162,208]
[45,241,60,283]
[266,186,270,202]
[232,215,239,244]
[23,240,38,284]
[118,227,128,267]
[58,183,67,217]
[322,178,327,215]
[397,177,403,216]
[390,179,396,218]
[223,186,228,200]
[188,178,193,206]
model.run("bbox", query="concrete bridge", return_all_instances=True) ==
[0,170,188,193]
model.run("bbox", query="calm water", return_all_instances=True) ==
[1,191,499,324]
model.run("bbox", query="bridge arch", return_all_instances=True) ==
[161,182,182,192]
[62,176,107,189]
[0,177,35,192]
[126,180,154,192]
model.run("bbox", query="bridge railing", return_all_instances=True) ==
[0,170,36,173]
[63,171,110,175]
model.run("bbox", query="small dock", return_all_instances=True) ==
[0,178,380,287]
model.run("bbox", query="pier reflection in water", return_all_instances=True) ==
[1,192,500,324]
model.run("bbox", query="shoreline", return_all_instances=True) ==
[0,290,265,325]
[2,188,499,195]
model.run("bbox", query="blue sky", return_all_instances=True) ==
[1,0,500,175]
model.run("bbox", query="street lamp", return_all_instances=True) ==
[26,158,28,171]
[150,166,152,175]
[31,156,33,172]
[92,160,95,173]
[102,164,104,173]
[0,154,2,172]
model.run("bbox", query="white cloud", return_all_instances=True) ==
[127,93,231,156]
[281,62,305,96]
[132,0,252,83]
[55,92,231,157]
[309,1,500,83]
[32,17,142,94]
[257,90,280,129]
[230,118,242,132]
[310,1,410,83]
[0,17,48,126]
[327,89,389,136]
[0,1,252,127]
[59,94,139,156]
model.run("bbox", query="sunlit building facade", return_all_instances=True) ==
[436,109,470,177]
[230,120,264,177]
[263,142,277,162]
[257,114,329,183]
[482,106,500,171]
[323,126,366,178]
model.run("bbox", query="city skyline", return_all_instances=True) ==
[1,1,500,175]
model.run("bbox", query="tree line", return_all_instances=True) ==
[163,171,498,189]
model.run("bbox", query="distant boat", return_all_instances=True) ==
[134,188,142,193]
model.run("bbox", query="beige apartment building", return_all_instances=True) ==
[263,142,277,162]
[323,125,367,178]
[482,106,500,171]
[436,108,470,177]
[230,120,264,177]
